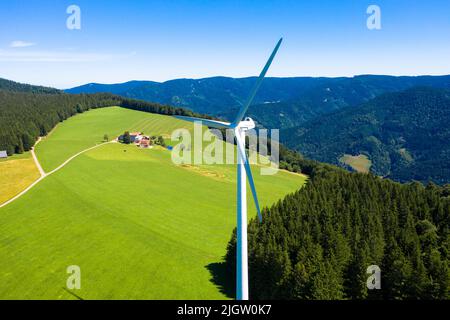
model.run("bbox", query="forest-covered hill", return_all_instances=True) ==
[67,75,450,129]
[282,87,450,184]
[225,164,450,300]
[0,78,61,94]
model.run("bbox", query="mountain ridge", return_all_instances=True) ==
[66,75,450,128]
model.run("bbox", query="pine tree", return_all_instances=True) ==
[22,133,34,151]
[15,138,24,154]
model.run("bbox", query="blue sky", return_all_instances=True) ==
[1,0,450,88]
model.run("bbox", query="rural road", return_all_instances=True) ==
[0,140,112,209]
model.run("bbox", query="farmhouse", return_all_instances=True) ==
[0,150,7,159]
[118,131,154,148]
[135,135,152,148]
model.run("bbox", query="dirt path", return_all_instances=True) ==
[0,141,112,209]
[31,137,46,177]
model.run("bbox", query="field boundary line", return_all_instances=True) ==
[46,141,112,176]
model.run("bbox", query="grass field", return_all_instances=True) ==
[0,152,40,204]
[0,107,307,299]
[339,154,372,173]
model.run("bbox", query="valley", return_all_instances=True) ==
[1,0,449,302]
[66,76,450,184]
[67,75,450,130]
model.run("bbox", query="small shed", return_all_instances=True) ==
[0,150,7,159]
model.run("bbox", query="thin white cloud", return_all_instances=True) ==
[10,40,36,48]
[0,50,135,62]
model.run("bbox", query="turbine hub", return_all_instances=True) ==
[238,117,256,131]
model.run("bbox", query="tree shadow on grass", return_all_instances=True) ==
[205,261,235,299]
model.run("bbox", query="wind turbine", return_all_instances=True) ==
[175,38,283,300]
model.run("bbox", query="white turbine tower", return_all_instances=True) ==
[176,38,282,300]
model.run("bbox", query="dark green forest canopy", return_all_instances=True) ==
[0,91,120,155]
[0,78,61,94]
[282,87,450,184]
[225,165,450,300]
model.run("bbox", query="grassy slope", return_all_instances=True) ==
[0,107,306,299]
[0,152,40,204]
[35,107,192,172]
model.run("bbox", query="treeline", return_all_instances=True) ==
[0,91,121,155]
[225,163,449,300]
[120,97,214,119]
[0,91,209,156]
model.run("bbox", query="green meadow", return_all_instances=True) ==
[35,107,192,172]
[0,107,306,299]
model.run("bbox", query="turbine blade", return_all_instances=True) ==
[235,129,262,222]
[232,38,283,127]
[174,115,231,129]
